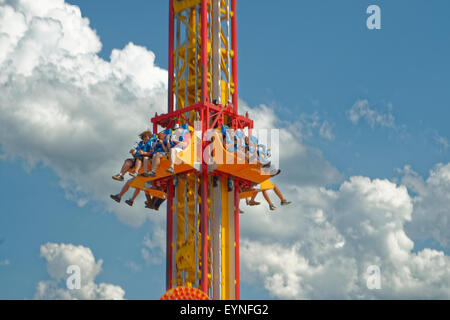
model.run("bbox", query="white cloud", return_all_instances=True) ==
[239,101,342,187]
[2,0,450,300]
[0,0,167,226]
[142,228,165,265]
[34,242,125,300]
[401,163,450,248]
[240,176,450,299]
[0,259,10,266]
[347,99,395,129]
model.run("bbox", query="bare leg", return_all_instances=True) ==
[118,180,132,198]
[120,159,134,175]
[169,148,176,169]
[142,157,149,172]
[152,154,162,172]
[131,188,140,201]
[262,190,273,206]
[273,185,286,202]
[133,158,142,174]
[248,191,261,206]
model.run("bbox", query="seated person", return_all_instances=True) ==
[247,182,291,211]
[142,132,169,177]
[244,135,280,177]
[166,123,191,174]
[220,125,280,177]
[112,131,153,181]
[110,177,141,206]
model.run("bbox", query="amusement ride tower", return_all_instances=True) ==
[128,0,278,300]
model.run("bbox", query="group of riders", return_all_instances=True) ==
[110,123,291,212]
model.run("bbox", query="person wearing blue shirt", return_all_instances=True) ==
[112,130,153,181]
[142,132,169,177]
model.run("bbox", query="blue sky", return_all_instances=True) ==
[1,0,450,300]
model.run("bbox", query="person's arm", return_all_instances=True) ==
[159,140,168,153]
[164,139,171,151]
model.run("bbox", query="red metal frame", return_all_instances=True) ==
[162,0,250,299]
[165,0,174,292]
[152,102,253,131]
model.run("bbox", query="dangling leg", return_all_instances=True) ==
[262,190,275,211]
[113,159,134,181]
[111,178,133,202]
[125,188,141,206]
[167,148,176,173]
[130,158,142,177]
[273,184,291,206]
[247,191,261,206]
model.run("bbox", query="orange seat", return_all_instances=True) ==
[128,130,197,189]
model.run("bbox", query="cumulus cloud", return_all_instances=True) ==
[2,0,450,300]
[34,243,125,300]
[347,99,395,129]
[141,227,165,265]
[401,163,450,248]
[240,101,342,187]
[0,259,10,266]
[0,0,167,226]
[240,176,450,299]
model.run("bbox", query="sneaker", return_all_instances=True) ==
[281,200,291,206]
[145,201,154,209]
[239,209,244,214]
[269,204,276,211]
[112,174,124,181]
[125,199,134,206]
[248,200,260,206]
[110,194,121,203]
[141,170,156,178]
[166,167,175,174]
[129,171,138,178]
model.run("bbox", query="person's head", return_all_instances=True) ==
[158,132,166,141]
[139,131,152,143]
